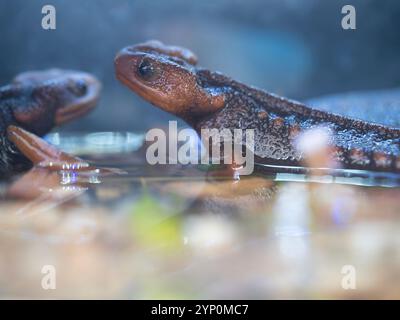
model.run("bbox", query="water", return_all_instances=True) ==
[0,132,399,299]
[47,131,400,188]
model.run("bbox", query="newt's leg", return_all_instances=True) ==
[7,125,88,170]
[7,125,125,175]
[6,125,124,202]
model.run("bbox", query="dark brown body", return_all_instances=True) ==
[115,41,400,173]
[195,70,400,172]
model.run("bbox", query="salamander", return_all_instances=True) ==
[114,40,400,173]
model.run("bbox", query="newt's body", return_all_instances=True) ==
[115,41,400,173]
[0,69,101,176]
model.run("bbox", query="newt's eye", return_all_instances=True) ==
[75,80,87,96]
[137,58,157,81]
[68,79,87,97]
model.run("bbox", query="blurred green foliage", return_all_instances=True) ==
[130,193,183,252]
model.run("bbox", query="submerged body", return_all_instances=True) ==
[115,41,400,173]
[0,69,101,176]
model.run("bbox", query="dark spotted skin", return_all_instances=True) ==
[0,69,100,177]
[115,41,400,173]
[196,70,400,172]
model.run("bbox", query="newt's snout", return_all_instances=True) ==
[114,47,148,95]
[114,45,199,118]
[54,71,101,125]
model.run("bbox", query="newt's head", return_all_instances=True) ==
[114,40,225,123]
[11,69,101,134]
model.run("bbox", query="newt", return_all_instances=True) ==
[0,69,101,176]
[115,40,400,173]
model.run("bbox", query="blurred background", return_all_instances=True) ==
[0,0,399,132]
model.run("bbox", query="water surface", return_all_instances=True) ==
[0,132,399,299]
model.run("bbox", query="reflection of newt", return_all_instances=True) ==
[0,69,101,176]
[115,40,400,173]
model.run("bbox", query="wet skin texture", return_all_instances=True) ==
[115,40,400,173]
[0,69,101,176]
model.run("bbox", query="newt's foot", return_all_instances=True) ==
[7,125,86,167]
[6,126,125,202]
[7,125,125,175]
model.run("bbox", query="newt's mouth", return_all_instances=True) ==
[116,71,165,106]
[55,73,101,125]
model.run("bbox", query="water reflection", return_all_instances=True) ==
[0,131,399,298]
